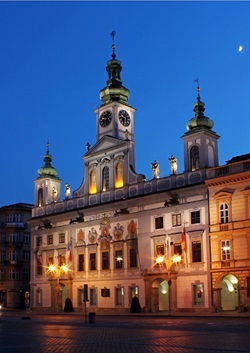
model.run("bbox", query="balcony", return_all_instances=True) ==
[1,222,27,229]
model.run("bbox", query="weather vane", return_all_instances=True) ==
[110,30,116,59]
[194,78,200,95]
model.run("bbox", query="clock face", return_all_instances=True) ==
[100,111,112,127]
[119,110,131,127]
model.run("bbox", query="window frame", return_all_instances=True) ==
[172,213,181,227]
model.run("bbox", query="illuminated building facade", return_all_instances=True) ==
[206,155,250,312]
[29,41,221,313]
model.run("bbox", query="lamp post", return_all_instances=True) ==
[47,264,69,312]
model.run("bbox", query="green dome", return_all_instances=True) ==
[99,45,130,105]
[37,145,58,178]
[186,92,214,131]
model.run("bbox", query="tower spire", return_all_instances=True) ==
[99,31,130,105]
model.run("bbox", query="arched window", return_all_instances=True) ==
[89,170,97,194]
[220,203,229,224]
[190,145,200,171]
[115,162,124,188]
[38,188,43,207]
[102,166,109,192]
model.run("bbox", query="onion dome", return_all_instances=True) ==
[37,142,59,179]
[186,85,214,131]
[99,31,130,105]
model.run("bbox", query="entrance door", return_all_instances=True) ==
[220,274,239,310]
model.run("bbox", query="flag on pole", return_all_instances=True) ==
[66,238,72,262]
[181,227,186,252]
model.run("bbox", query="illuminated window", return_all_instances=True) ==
[115,287,124,306]
[89,170,97,194]
[172,213,181,227]
[59,233,65,243]
[38,188,43,207]
[115,162,124,188]
[115,250,123,269]
[220,203,229,224]
[190,145,199,171]
[221,240,230,260]
[90,288,97,306]
[174,243,182,256]
[102,166,109,191]
[193,283,204,306]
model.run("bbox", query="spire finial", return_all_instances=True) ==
[110,30,116,59]
[194,78,200,100]
[46,137,50,154]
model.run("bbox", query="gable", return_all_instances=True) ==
[84,136,127,157]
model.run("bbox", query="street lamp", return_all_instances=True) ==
[47,264,69,312]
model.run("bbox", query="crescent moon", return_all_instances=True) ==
[238,45,243,52]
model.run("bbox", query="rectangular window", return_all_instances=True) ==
[174,243,182,256]
[78,254,84,272]
[102,251,109,270]
[90,253,96,271]
[10,269,19,280]
[0,269,6,280]
[37,262,43,275]
[47,234,53,245]
[130,286,139,299]
[59,233,65,243]
[191,211,200,224]
[90,288,97,306]
[115,250,123,269]
[221,240,230,260]
[10,251,17,262]
[10,232,19,244]
[48,256,53,265]
[155,216,164,229]
[7,214,21,223]
[129,248,137,268]
[192,241,202,262]
[23,269,30,281]
[37,236,42,247]
[23,232,30,243]
[36,289,42,307]
[172,213,181,227]
[59,255,66,266]
[115,287,124,306]
[193,283,204,306]
[78,289,84,305]
[23,250,30,262]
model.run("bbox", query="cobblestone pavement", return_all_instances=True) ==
[0,312,250,353]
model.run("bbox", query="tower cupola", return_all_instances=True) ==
[99,31,130,105]
[186,86,214,131]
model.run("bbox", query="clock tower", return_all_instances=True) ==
[74,35,144,199]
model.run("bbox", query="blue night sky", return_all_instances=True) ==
[0,1,250,207]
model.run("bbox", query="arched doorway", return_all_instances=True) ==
[152,278,170,312]
[219,274,239,311]
[54,283,68,311]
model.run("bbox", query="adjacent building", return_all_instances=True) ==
[29,42,222,313]
[0,203,33,308]
[206,154,250,311]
